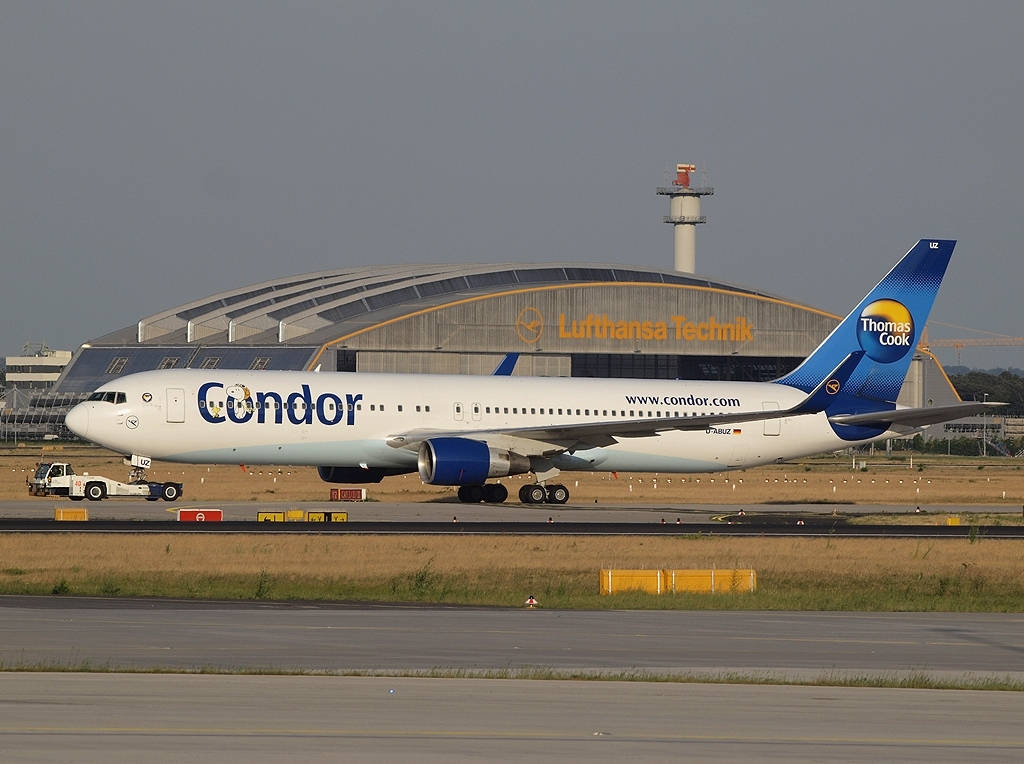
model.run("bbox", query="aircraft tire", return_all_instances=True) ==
[520,484,547,504]
[482,483,508,503]
[457,485,484,503]
[546,484,569,504]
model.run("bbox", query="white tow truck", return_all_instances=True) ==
[28,461,183,502]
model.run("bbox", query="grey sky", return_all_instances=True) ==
[2,1,1022,368]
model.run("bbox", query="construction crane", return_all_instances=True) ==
[920,325,1024,365]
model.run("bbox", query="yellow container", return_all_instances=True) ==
[54,507,88,521]
[257,512,285,522]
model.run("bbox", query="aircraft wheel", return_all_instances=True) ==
[457,485,484,503]
[520,484,547,504]
[546,484,569,504]
[161,483,181,502]
[482,483,508,504]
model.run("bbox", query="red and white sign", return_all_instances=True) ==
[177,509,223,522]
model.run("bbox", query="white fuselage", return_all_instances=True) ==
[66,369,885,474]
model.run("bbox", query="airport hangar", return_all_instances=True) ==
[52,260,961,437]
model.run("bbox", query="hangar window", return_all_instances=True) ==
[516,267,566,284]
[157,357,179,370]
[105,357,128,375]
[466,271,517,288]
[249,357,271,370]
[200,357,221,370]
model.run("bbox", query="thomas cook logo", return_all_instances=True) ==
[516,307,544,344]
[856,299,914,363]
[825,379,841,395]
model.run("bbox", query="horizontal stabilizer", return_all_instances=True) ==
[828,401,1006,429]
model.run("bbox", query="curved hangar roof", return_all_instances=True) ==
[108,262,793,349]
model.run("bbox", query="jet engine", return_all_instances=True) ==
[417,437,531,486]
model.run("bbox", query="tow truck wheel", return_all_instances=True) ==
[546,484,569,504]
[482,483,508,504]
[161,483,180,502]
[85,482,105,501]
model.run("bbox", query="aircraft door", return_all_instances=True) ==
[471,403,482,421]
[167,388,186,423]
[762,402,780,436]
[453,402,464,421]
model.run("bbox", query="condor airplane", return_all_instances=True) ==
[65,239,1001,505]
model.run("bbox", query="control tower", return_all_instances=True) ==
[657,164,713,273]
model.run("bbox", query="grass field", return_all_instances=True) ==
[1,533,1021,611]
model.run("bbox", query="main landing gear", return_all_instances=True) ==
[518,483,569,505]
[456,482,571,504]
[457,483,508,504]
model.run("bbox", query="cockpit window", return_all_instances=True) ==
[88,391,127,404]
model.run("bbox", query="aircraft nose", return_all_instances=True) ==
[64,403,90,438]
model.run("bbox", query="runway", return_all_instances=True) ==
[2,598,1024,762]
[3,673,1023,763]
[3,597,1023,677]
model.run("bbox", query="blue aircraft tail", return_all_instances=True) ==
[775,239,955,418]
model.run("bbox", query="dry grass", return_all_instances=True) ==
[0,533,1017,578]
[1,533,1022,610]
[5,446,1024,506]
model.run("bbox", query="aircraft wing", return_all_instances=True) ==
[828,401,1006,430]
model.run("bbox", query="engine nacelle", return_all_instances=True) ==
[317,466,411,484]
[417,437,531,486]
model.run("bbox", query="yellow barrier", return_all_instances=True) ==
[946,517,961,526]
[305,511,349,522]
[601,568,756,595]
[285,509,305,522]
[54,507,88,521]
[599,569,664,595]
[666,569,757,593]
[257,512,285,522]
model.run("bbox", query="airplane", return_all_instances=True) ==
[64,239,1003,505]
